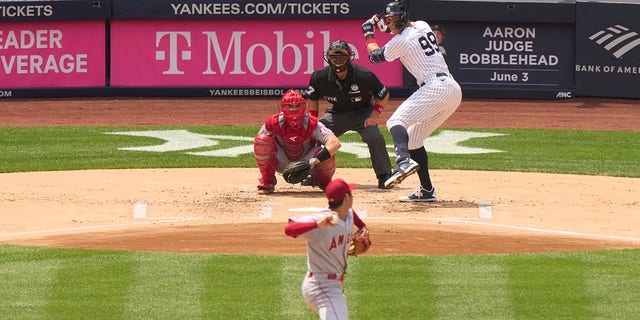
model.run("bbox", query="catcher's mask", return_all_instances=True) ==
[383,1,409,30]
[280,89,307,129]
[323,40,353,74]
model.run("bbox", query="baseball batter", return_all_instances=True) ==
[254,90,341,194]
[361,1,463,201]
[285,179,368,320]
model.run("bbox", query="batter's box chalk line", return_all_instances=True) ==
[132,200,213,221]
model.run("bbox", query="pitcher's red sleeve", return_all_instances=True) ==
[353,211,366,229]
[284,221,318,237]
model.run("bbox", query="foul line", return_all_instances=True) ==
[0,217,209,238]
[426,217,640,243]
[368,217,640,242]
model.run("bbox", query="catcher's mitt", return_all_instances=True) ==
[282,160,312,184]
[348,227,371,256]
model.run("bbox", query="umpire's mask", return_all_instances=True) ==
[324,40,353,74]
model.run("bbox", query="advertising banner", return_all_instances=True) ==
[0,0,111,22]
[0,20,106,88]
[110,19,402,88]
[575,2,640,98]
[112,0,387,20]
[442,22,574,99]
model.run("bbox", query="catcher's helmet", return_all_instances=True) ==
[324,40,353,74]
[280,89,307,129]
[383,1,409,30]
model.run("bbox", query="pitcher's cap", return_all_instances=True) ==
[325,179,357,202]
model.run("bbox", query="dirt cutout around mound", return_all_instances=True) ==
[1,168,639,255]
[1,97,639,255]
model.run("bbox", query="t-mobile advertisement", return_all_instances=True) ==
[0,21,105,88]
[109,19,401,88]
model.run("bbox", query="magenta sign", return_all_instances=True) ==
[0,21,105,88]
[110,20,402,87]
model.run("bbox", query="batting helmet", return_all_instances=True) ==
[280,89,307,129]
[323,40,353,74]
[383,1,409,30]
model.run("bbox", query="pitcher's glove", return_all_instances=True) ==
[282,160,312,184]
[348,227,371,256]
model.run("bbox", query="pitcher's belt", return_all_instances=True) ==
[308,272,344,281]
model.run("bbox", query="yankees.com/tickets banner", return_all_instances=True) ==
[109,20,401,88]
[445,22,574,99]
[575,2,640,99]
[0,21,106,88]
[112,0,389,19]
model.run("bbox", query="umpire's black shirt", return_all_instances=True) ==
[306,63,388,113]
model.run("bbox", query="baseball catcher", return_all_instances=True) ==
[348,227,372,256]
[253,89,342,194]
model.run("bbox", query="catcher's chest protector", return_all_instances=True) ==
[270,114,318,161]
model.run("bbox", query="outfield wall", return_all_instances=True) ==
[0,0,638,99]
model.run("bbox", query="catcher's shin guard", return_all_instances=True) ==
[313,155,336,189]
[254,133,278,187]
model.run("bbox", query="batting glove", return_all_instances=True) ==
[361,20,375,40]
[371,14,390,33]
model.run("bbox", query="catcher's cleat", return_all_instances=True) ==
[300,174,314,187]
[399,187,436,202]
[257,177,276,195]
[257,185,274,195]
[384,158,419,189]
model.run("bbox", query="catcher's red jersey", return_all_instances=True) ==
[261,113,330,161]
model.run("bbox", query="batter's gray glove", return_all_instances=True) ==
[282,160,312,184]
[370,14,390,33]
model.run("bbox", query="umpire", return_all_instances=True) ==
[305,39,393,189]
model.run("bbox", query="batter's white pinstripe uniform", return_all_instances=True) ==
[383,20,462,149]
[363,3,463,200]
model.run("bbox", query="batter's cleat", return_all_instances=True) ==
[384,159,420,189]
[399,187,436,202]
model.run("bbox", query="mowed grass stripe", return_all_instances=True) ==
[124,253,207,319]
[278,256,313,319]
[1,126,639,178]
[0,247,62,320]
[44,250,136,319]
[507,254,592,319]
[349,257,437,319]
[201,255,285,319]
[431,255,514,320]
[582,250,640,318]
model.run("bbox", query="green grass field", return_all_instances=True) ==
[1,126,639,319]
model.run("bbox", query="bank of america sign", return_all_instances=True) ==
[589,25,640,59]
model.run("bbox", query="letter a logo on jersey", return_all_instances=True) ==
[329,238,337,250]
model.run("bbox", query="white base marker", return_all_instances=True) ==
[478,202,493,219]
[133,201,147,219]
